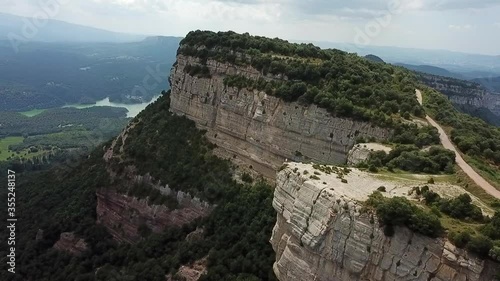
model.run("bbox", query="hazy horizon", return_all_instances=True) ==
[1,0,499,56]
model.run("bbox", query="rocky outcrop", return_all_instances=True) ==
[167,257,208,281]
[53,232,88,256]
[169,54,391,178]
[271,163,499,281]
[96,190,211,243]
[35,229,44,241]
[347,143,392,166]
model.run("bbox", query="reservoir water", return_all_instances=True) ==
[62,95,161,118]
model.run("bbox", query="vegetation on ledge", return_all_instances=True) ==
[367,189,500,261]
[366,191,443,237]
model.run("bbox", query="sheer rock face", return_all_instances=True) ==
[53,232,88,256]
[96,190,211,243]
[271,164,498,281]
[169,55,391,179]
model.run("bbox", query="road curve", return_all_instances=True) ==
[416,89,500,199]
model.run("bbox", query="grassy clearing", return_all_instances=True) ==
[375,166,498,206]
[465,155,500,190]
[415,198,486,236]
[0,136,52,161]
[440,215,482,235]
[374,167,499,211]
[19,109,47,117]
[0,137,24,161]
[454,168,498,207]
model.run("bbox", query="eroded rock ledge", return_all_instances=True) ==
[271,163,498,281]
[169,55,391,179]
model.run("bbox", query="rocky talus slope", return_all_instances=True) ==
[169,54,390,178]
[271,163,499,281]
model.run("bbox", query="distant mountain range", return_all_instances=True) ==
[395,63,500,94]
[0,13,146,43]
[310,41,500,79]
[395,64,464,79]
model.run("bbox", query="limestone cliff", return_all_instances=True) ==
[169,54,390,178]
[271,163,499,281]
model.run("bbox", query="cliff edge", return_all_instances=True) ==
[271,162,499,281]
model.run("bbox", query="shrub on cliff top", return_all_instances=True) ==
[366,145,455,174]
[367,192,443,238]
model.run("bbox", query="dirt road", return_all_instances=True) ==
[416,89,500,199]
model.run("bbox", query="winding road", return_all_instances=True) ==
[416,89,500,199]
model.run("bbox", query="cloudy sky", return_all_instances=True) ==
[2,0,500,55]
